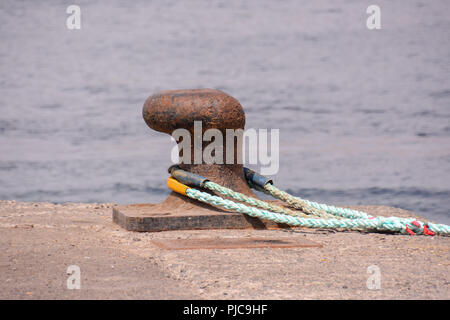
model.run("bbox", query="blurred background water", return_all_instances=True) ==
[0,0,449,223]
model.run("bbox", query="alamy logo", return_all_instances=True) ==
[66,265,81,289]
[171,121,279,175]
[366,5,381,30]
[366,265,381,290]
[66,5,81,30]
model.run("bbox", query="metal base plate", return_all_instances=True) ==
[112,203,292,232]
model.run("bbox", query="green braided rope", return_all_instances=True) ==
[264,184,371,219]
[167,167,450,236]
[262,184,340,219]
[426,222,450,235]
[185,187,422,234]
[261,184,450,235]
[246,181,337,218]
[204,181,335,219]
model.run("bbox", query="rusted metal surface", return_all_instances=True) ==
[143,89,245,134]
[151,237,323,250]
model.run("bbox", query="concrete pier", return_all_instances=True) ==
[0,200,448,299]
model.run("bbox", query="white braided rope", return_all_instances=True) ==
[186,188,410,234]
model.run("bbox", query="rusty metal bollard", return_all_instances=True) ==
[113,88,286,231]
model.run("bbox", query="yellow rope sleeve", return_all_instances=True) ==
[167,177,189,195]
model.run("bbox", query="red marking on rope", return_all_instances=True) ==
[369,217,376,220]
[412,221,421,228]
[423,225,435,236]
[405,226,415,235]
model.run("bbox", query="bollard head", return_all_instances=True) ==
[112,89,285,232]
[143,88,245,134]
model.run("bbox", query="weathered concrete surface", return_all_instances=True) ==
[0,200,448,299]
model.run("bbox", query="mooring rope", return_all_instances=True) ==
[205,180,340,219]
[263,183,372,219]
[168,167,450,236]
